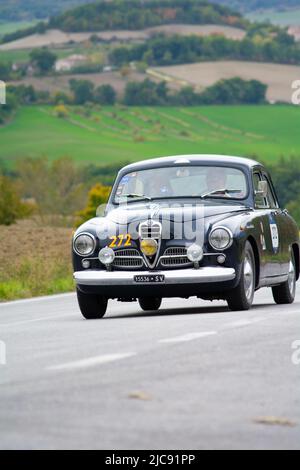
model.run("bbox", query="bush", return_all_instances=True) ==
[0,176,32,225]
[76,183,111,226]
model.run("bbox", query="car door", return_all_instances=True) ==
[253,170,281,279]
[261,172,289,276]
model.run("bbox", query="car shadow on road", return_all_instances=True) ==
[104,301,277,320]
[105,305,229,319]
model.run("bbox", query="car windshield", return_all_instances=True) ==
[114,165,248,203]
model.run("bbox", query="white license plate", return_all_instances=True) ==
[134,275,165,284]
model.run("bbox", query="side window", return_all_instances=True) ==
[253,172,268,209]
[262,174,278,209]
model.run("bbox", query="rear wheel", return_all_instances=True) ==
[138,297,162,311]
[76,288,108,319]
[272,251,296,304]
[227,241,255,311]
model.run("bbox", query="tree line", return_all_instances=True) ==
[0,75,267,125]
[1,156,300,227]
[49,0,246,32]
[110,31,300,67]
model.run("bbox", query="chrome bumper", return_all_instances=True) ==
[73,267,236,286]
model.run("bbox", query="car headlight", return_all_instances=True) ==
[73,233,96,256]
[209,227,233,250]
[187,244,203,262]
[99,247,115,265]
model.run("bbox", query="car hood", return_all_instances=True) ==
[104,201,248,224]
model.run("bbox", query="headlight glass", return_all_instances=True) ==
[140,238,158,257]
[209,227,233,250]
[74,233,95,256]
[187,244,203,262]
[99,247,115,265]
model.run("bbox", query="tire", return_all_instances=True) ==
[76,288,108,319]
[227,241,256,311]
[138,297,162,311]
[272,251,296,305]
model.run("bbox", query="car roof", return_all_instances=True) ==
[119,155,262,173]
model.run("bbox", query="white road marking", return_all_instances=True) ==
[0,313,72,328]
[159,331,217,343]
[0,292,75,307]
[227,318,265,328]
[47,352,136,371]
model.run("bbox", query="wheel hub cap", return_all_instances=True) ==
[244,254,254,302]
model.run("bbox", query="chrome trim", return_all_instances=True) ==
[73,232,96,257]
[209,226,233,251]
[74,267,236,286]
[139,220,162,269]
[159,246,192,268]
[112,248,145,269]
[139,220,162,240]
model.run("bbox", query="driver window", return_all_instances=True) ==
[253,172,268,208]
[262,175,278,209]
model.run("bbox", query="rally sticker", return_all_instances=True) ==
[270,223,279,250]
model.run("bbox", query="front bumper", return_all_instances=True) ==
[74,267,236,286]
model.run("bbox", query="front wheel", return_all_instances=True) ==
[138,297,162,311]
[76,288,108,319]
[272,251,296,304]
[227,241,256,311]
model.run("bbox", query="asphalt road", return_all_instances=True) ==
[0,285,299,450]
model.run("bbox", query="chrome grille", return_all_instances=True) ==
[160,247,192,267]
[164,247,187,256]
[139,220,162,239]
[112,248,144,268]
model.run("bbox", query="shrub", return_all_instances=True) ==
[76,183,111,226]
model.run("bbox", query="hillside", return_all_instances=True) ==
[49,0,247,32]
[0,105,299,166]
[150,61,300,103]
[208,1,300,13]
[0,0,89,21]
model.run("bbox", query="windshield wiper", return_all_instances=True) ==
[119,193,152,201]
[200,188,242,199]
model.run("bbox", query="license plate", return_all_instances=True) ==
[134,274,165,284]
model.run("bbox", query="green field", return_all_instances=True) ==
[0,20,38,38]
[246,8,300,26]
[1,105,300,167]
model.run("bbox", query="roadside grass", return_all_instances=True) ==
[1,105,300,168]
[1,219,73,301]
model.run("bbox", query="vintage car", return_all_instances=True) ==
[72,155,299,319]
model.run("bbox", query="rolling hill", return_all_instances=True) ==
[0,105,299,167]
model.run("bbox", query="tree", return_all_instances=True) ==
[76,183,111,226]
[69,79,94,104]
[30,48,57,74]
[16,157,86,216]
[0,62,12,81]
[95,84,116,105]
[0,176,30,225]
[174,86,199,105]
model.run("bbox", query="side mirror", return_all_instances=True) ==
[255,180,268,198]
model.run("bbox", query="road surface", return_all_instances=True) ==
[0,285,299,450]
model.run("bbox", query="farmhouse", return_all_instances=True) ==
[55,54,87,72]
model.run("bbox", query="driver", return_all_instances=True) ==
[205,167,227,194]
[146,172,173,198]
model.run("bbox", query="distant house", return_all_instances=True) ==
[288,26,300,42]
[55,54,87,72]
